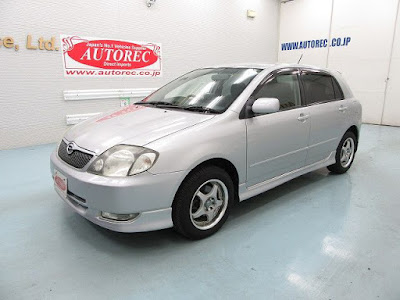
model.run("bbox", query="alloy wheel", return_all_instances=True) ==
[189,179,229,230]
[340,137,355,168]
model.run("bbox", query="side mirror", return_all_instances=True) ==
[251,98,280,115]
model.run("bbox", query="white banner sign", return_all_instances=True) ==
[61,35,162,77]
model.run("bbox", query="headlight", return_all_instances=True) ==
[88,145,158,177]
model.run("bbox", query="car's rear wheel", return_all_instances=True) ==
[172,166,233,239]
[328,131,357,174]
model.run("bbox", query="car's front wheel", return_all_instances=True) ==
[172,166,234,239]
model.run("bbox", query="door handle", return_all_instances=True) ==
[297,113,309,122]
[339,105,348,112]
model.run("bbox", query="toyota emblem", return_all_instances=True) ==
[66,142,75,155]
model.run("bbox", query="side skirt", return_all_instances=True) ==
[238,151,336,201]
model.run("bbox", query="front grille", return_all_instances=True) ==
[58,140,93,169]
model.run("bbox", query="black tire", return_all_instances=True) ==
[172,165,234,240]
[328,131,357,174]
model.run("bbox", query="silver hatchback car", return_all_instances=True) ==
[51,64,362,239]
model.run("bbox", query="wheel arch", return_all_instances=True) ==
[346,125,359,151]
[177,158,240,203]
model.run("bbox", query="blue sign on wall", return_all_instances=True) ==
[281,37,351,51]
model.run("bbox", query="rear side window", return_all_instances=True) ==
[301,73,341,104]
[253,74,301,110]
[332,77,344,100]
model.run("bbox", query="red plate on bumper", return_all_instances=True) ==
[54,170,67,197]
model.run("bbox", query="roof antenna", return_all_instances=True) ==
[297,54,303,64]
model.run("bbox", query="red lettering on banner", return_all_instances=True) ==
[67,40,158,69]
[61,35,162,77]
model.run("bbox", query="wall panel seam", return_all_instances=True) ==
[381,0,400,124]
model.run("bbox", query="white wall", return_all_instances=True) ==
[0,0,280,150]
[383,4,400,126]
[278,0,400,126]
[278,0,332,66]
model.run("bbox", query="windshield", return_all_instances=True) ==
[138,68,261,113]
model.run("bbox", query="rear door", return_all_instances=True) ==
[245,68,311,187]
[300,69,348,165]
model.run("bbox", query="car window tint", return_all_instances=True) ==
[253,74,301,110]
[302,73,335,104]
[332,77,344,100]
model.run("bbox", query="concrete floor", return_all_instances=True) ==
[1,124,399,300]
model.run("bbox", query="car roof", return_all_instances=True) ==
[203,63,332,73]
[203,63,277,69]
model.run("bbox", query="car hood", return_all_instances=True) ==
[64,105,215,154]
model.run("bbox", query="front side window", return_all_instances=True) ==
[139,68,261,113]
[301,73,338,104]
[253,73,301,110]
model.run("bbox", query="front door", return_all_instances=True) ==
[245,69,311,187]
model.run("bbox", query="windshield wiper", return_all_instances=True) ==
[135,101,180,108]
[182,106,221,114]
[135,102,221,114]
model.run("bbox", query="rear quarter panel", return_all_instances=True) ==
[333,71,362,136]
[347,98,362,136]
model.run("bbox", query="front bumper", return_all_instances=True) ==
[50,150,185,233]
